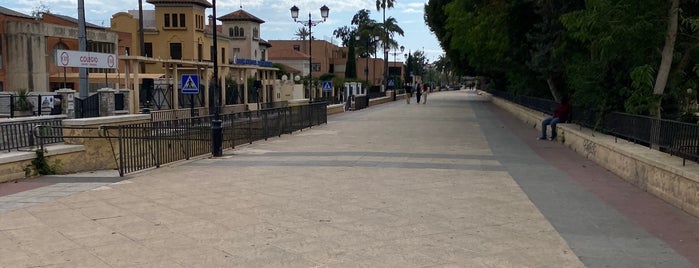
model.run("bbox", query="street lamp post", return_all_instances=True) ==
[211,0,223,157]
[388,45,404,100]
[290,5,329,101]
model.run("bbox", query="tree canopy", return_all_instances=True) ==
[425,0,699,120]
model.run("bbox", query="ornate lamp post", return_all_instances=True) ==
[290,5,329,101]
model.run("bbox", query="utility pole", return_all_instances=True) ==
[77,0,88,98]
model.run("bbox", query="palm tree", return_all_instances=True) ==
[376,0,396,90]
[379,17,404,50]
[294,27,310,40]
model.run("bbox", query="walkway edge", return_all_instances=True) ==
[487,92,699,218]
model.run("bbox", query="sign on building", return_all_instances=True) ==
[55,49,118,69]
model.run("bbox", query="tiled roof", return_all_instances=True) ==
[218,9,264,23]
[0,6,33,19]
[145,0,212,8]
[48,13,105,29]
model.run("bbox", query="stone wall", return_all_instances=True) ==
[488,92,699,218]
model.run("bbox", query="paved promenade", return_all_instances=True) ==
[1,90,697,267]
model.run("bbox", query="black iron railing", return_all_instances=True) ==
[489,90,698,164]
[99,102,327,176]
[1,118,64,152]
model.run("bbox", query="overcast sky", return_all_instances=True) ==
[4,0,444,61]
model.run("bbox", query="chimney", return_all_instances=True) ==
[208,15,215,28]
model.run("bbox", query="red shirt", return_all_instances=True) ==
[554,102,571,121]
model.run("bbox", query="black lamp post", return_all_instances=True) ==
[290,5,329,101]
[211,0,223,157]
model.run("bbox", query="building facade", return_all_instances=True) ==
[0,7,118,93]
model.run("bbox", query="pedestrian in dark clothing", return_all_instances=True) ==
[415,83,422,104]
[538,96,571,141]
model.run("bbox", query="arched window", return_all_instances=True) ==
[253,28,259,38]
[239,28,244,37]
[229,28,234,37]
[234,26,239,37]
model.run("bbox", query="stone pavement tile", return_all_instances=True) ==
[0,231,39,267]
[0,209,46,231]
[217,244,319,268]
[29,248,111,268]
[4,226,82,255]
[53,217,114,239]
[165,246,239,267]
[88,242,165,268]
[69,232,134,249]
[29,207,93,226]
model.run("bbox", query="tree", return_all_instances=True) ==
[31,1,51,20]
[346,33,358,79]
[294,27,310,40]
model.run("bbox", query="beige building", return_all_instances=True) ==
[110,1,280,111]
[0,7,118,93]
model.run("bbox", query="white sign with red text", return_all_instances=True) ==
[55,49,117,69]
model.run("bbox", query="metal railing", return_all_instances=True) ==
[604,112,699,165]
[489,90,698,165]
[100,102,327,176]
[1,117,64,152]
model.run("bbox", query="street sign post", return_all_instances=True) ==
[322,81,333,93]
[181,74,200,118]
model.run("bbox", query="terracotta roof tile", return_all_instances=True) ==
[218,9,264,23]
[146,0,212,8]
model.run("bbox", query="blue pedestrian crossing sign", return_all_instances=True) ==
[322,81,333,92]
[388,79,395,87]
[181,74,199,94]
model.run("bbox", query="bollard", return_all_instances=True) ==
[211,119,223,157]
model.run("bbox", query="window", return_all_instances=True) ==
[312,63,321,72]
[144,42,153,57]
[253,28,259,39]
[198,44,202,61]
[233,48,240,59]
[0,38,3,69]
[125,47,130,56]
[164,14,170,27]
[329,64,334,73]
[179,14,185,27]
[239,27,244,37]
[293,45,300,51]
[221,48,225,64]
[172,14,178,28]
[229,28,234,37]
[170,43,182,60]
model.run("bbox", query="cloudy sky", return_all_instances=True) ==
[3,0,444,61]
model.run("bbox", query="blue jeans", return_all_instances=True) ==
[541,117,561,138]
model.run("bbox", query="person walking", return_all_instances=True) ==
[415,83,422,104]
[538,96,571,141]
[422,84,429,104]
[405,85,412,104]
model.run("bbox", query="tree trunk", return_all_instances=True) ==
[653,0,679,97]
[650,0,679,149]
[546,75,562,102]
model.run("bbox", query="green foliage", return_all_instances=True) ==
[14,89,34,111]
[29,149,61,176]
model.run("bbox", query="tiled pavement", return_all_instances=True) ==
[0,90,696,267]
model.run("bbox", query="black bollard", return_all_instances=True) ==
[211,119,223,157]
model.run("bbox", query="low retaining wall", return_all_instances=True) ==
[488,93,699,217]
